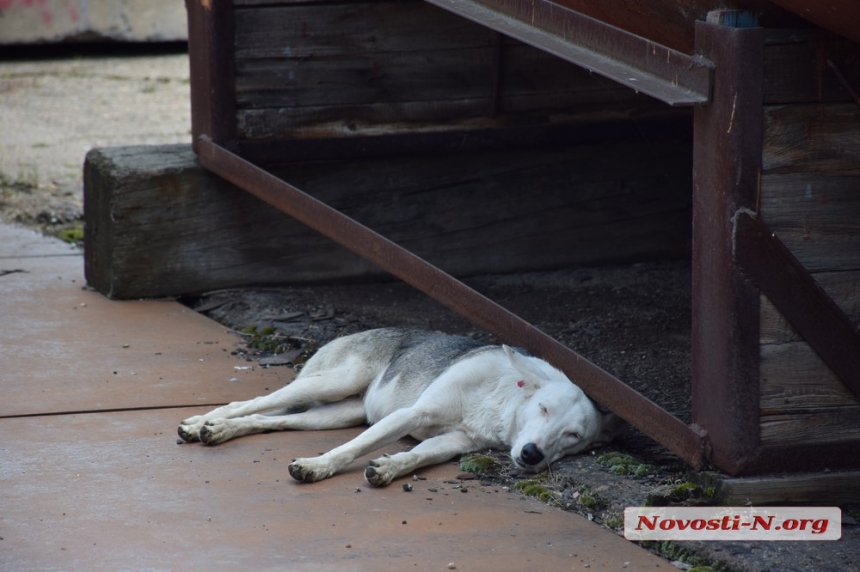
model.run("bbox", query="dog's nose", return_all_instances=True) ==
[520,443,545,466]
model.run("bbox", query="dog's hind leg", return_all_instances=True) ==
[198,397,367,445]
[178,357,373,443]
[365,431,477,487]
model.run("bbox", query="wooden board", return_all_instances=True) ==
[763,104,860,173]
[758,94,860,449]
[760,172,860,272]
[705,470,860,505]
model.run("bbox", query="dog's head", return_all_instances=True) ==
[504,346,625,472]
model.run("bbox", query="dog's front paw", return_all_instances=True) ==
[198,419,236,446]
[364,458,396,487]
[288,457,334,483]
[177,417,205,443]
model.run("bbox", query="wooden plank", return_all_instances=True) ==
[708,470,860,505]
[760,340,860,411]
[233,109,690,162]
[235,49,494,110]
[760,172,860,272]
[763,104,860,172]
[84,141,691,299]
[761,407,860,445]
[233,1,495,60]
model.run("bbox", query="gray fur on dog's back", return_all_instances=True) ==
[377,329,490,388]
[305,328,490,387]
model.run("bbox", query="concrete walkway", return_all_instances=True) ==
[0,223,668,571]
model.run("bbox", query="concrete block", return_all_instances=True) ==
[0,0,187,44]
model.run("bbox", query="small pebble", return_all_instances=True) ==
[447,564,456,570]
[402,483,413,492]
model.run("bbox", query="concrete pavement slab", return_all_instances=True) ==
[1,406,668,571]
[1,223,668,570]
[0,224,281,417]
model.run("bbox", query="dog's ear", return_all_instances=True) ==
[503,345,547,390]
[595,412,628,445]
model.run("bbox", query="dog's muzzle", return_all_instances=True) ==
[517,443,545,467]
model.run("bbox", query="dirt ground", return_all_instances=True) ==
[3,47,857,571]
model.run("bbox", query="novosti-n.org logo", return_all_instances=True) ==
[624,507,841,541]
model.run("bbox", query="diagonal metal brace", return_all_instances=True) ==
[196,136,708,470]
[734,210,860,400]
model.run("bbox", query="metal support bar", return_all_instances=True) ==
[691,19,764,475]
[423,0,712,106]
[734,211,860,400]
[185,0,236,152]
[196,136,708,470]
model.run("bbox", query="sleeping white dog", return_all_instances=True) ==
[178,328,623,486]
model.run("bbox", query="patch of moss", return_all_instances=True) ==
[645,481,716,507]
[54,224,84,245]
[575,484,608,511]
[515,482,560,505]
[241,325,293,355]
[513,474,563,506]
[603,513,624,531]
[458,453,504,476]
[596,452,656,477]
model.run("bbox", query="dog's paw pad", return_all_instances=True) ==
[289,458,330,483]
[177,425,198,443]
[177,422,203,443]
[364,462,394,487]
[198,419,232,446]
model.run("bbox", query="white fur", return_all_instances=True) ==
[178,330,620,487]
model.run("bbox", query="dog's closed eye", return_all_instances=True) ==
[564,431,582,440]
[539,403,548,416]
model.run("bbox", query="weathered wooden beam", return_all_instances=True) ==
[83,142,692,300]
[698,470,860,505]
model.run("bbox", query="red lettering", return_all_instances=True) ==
[752,515,774,530]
